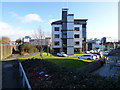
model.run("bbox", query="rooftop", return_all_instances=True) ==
[51,19,88,25]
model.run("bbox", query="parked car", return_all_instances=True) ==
[78,54,96,60]
[92,53,102,58]
[57,52,67,57]
[92,54,100,59]
[86,51,90,54]
[103,51,110,56]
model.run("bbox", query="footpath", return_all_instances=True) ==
[2,52,39,89]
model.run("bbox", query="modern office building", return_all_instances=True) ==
[51,8,88,55]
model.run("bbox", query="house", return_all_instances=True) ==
[87,38,106,51]
[51,8,88,55]
[22,36,31,43]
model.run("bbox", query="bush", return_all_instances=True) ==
[18,43,39,54]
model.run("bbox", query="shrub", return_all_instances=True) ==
[18,43,39,54]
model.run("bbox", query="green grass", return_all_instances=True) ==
[18,52,101,69]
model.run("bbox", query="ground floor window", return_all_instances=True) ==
[54,41,60,46]
[74,48,80,54]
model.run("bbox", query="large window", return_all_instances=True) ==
[54,34,59,38]
[74,27,79,31]
[54,41,60,45]
[75,41,79,45]
[54,27,59,31]
[74,34,79,38]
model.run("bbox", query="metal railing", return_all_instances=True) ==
[106,56,120,64]
[19,62,31,89]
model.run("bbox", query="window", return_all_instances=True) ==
[75,42,79,45]
[54,27,59,31]
[74,34,79,38]
[54,41,60,45]
[54,34,59,38]
[74,27,79,31]
[74,48,80,52]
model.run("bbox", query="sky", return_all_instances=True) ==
[0,2,118,42]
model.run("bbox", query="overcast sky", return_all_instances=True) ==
[0,1,118,41]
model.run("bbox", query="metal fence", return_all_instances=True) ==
[106,56,120,64]
[19,62,31,89]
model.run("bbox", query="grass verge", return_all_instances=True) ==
[18,52,101,69]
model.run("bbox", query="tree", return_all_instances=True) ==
[45,37,51,56]
[49,31,55,56]
[18,43,39,54]
[16,38,22,45]
[33,27,45,59]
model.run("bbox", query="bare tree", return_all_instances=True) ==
[49,31,56,56]
[33,27,45,59]
[45,37,50,56]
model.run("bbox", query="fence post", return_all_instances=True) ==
[23,76,25,88]
[19,65,22,77]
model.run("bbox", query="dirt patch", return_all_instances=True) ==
[21,59,120,89]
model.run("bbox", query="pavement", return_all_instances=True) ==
[2,52,40,89]
[92,63,120,79]
[2,60,20,88]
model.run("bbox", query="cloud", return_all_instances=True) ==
[21,14,43,23]
[0,22,34,41]
[10,12,43,23]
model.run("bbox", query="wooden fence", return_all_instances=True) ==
[0,44,17,60]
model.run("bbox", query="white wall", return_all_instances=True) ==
[67,15,74,22]
[67,47,74,55]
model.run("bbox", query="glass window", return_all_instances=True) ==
[54,27,59,31]
[74,27,79,31]
[54,41,59,45]
[74,34,79,38]
[75,42,79,45]
[54,34,59,38]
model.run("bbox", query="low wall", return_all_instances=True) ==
[0,44,16,60]
[77,60,104,73]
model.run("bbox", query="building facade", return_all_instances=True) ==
[51,8,88,55]
[22,36,31,43]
